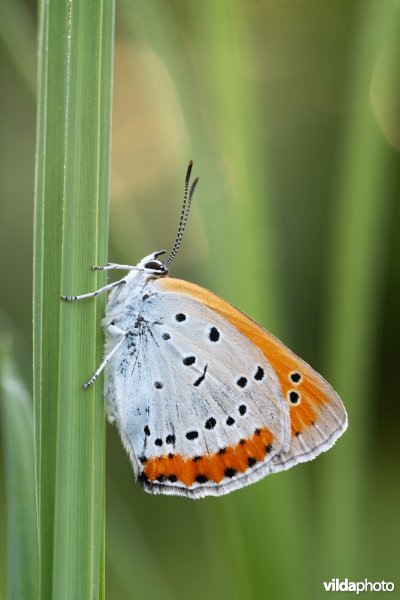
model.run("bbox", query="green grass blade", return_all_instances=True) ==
[0,337,38,600]
[0,0,36,97]
[33,1,115,598]
[192,3,306,595]
[106,483,175,600]
[321,0,396,579]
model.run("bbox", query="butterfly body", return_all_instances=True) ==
[61,163,347,499]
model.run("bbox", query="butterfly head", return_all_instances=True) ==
[138,250,169,275]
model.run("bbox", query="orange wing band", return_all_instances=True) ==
[143,427,274,487]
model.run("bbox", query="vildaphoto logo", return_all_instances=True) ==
[323,579,395,594]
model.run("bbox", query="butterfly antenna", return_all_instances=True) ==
[165,161,199,266]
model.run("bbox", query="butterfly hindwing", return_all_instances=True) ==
[105,278,291,498]
[104,274,346,498]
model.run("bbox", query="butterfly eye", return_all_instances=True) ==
[144,260,167,272]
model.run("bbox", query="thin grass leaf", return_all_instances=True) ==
[320,0,396,579]
[0,0,36,97]
[106,483,175,600]
[33,1,115,597]
[0,336,38,600]
[191,3,309,597]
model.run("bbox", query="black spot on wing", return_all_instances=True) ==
[290,371,302,383]
[209,327,220,342]
[254,366,264,381]
[224,468,236,478]
[183,356,196,366]
[194,365,208,387]
[289,390,300,404]
[195,474,208,484]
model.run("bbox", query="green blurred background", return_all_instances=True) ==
[1,0,399,598]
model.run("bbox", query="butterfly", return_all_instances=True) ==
[61,161,347,499]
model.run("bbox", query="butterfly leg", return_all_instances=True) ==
[91,263,137,271]
[83,330,128,389]
[60,278,126,302]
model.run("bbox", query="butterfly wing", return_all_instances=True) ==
[154,278,348,477]
[104,278,291,498]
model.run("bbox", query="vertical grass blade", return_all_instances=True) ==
[0,337,38,600]
[193,3,308,597]
[33,1,115,597]
[0,0,36,97]
[321,0,396,578]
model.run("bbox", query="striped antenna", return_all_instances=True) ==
[165,161,199,266]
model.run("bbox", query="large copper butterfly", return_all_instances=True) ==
[61,162,347,498]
